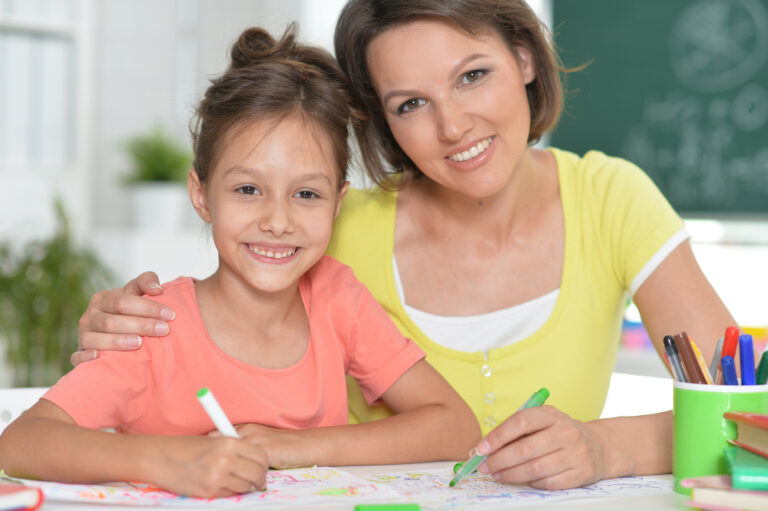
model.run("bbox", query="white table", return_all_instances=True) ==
[38,374,687,510]
[39,462,688,511]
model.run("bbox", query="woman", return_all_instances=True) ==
[75,0,735,490]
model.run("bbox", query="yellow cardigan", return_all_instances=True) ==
[327,148,683,434]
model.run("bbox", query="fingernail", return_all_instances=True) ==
[89,351,99,360]
[160,308,175,321]
[476,440,490,455]
[477,462,489,474]
[123,336,142,348]
[150,282,163,290]
[155,323,169,335]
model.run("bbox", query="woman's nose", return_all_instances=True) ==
[435,100,473,143]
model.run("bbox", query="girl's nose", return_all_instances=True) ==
[259,197,294,236]
[435,100,473,143]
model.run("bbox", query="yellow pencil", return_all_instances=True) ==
[690,338,713,384]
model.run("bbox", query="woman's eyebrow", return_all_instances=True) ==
[381,53,488,106]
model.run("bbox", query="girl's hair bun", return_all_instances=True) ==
[230,24,296,69]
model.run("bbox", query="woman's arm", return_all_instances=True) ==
[470,241,737,490]
[0,400,267,498]
[73,271,175,366]
[225,359,480,467]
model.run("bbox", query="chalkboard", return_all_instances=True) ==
[551,0,768,214]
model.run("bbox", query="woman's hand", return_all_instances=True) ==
[474,405,623,490]
[154,435,267,498]
[73,271,176,366]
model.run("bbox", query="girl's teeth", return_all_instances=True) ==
[449,137,493,162]
[249,246,296,258]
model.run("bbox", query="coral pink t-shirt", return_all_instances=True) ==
[44,256,425,434]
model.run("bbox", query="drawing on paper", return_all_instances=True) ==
[7,465,673,508]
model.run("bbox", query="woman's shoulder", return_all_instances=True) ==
[549,147,659,199]
[337,186,397,219]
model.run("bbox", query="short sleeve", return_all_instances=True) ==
[318,259,425,404]
[43,346,153,430]
[588,153,685,292]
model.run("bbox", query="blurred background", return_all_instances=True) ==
[0,0,765,386]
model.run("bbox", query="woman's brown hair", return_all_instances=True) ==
[334,0,567,189]
[192,23,352,186]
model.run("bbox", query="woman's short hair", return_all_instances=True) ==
[335,0,567,189]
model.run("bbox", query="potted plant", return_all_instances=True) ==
[0,199,115,386]
[123,126,193,230]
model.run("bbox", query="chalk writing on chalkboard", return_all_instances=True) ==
[552,0,768,214]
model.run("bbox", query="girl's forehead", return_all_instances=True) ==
[214,116,341,183]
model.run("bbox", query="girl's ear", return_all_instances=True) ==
[514,46,536,85]
[334,181,350,219]
[188,169,212,223]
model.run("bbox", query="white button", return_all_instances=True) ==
[484,392,495,404]
[481,364,492,377]
[484,416,496,428]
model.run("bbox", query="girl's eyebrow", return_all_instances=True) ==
[220,166,332,185]
[381,53,488,106]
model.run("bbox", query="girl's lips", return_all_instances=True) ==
[444,136,498,172]
[244,244,300,263]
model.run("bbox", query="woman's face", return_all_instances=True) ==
[367,19,536,199]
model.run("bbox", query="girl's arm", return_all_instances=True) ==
[228,359,480,467]
[469,241,736,490]
[0,400,267,498]
[73,271,173,366]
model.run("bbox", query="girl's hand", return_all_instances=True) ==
[474,405,615,490]
[154,435,267,498]
[73,271,176,366]
[209,424,313,469]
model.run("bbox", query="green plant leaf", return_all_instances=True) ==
[0,198,116,386]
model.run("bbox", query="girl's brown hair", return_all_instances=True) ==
[334,0,567,189]
[192,23,352,186]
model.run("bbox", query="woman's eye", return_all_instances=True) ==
[397,98,425,114]
[236,185,259,195]
[460,69,486,85]
[295,190,319,199]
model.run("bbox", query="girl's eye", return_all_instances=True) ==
[397,98,426,114]
[236,185,259,195]
[295,190,319,199]
[459,69,486,85]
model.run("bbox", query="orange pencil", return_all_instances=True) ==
[690,337,713,384]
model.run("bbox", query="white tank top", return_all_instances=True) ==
[391,227,688,353]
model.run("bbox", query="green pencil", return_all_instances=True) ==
[449,388,550,487]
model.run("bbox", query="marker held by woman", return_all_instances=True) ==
[197,387,239,437]
[449,388,550,488]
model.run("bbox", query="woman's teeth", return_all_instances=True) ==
[448,137,494,162]
[248,245,297,259]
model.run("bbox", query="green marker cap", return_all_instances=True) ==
[354,505,420,511]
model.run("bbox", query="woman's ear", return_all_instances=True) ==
[514,46,536,85]
[188,169,212,223]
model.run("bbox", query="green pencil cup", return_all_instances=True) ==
[673,381,768,494]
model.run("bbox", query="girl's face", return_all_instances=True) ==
[367,19,536,200]
[189,115,348,295]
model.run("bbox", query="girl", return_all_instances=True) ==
[0,25,479,498]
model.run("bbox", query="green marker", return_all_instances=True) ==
[354,505,420,510]
[756,351,768,385]
[449,388,550,488]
